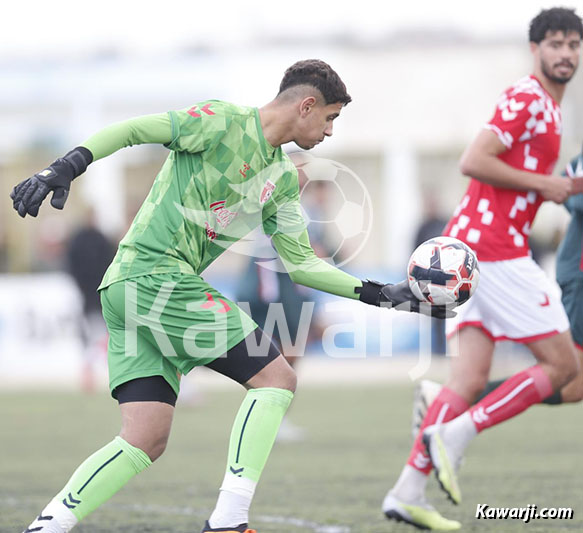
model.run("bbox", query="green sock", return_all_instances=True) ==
[227,387,294,483]
[47,436,151,528]
[209,387,294,528]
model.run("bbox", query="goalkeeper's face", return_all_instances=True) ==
[294,100,343,150]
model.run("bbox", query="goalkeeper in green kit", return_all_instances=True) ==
[11,59,449,533]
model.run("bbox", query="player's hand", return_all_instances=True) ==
[538,174,572,204]
[357,280,456,319]
[10,147,93,217]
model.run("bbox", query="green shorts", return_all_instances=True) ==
[100,273,257,397]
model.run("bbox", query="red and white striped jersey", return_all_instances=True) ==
[444,75,562,261]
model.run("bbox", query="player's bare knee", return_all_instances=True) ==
[571,354,583,402]
[147,437,169,462]
[447,376,486,404]
[264,364,297,392]
[281,366,298,393]
[138,441,167,463]
[563,358,580,387]
[570,385,583,403]
[547,357,578,390]
[465,383,486,404]
[122,433,168,462]
[572,369,583,402]
[246,354,297,392]
[119,419,172,462]
[562,347,579,384]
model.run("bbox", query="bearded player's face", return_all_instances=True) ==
[535,30,581,85]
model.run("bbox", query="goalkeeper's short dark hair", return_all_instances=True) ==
[529,7,583,43]
[279,59,352,106]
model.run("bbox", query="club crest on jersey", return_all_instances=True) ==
[260,180,276,205]
[209,200,237,229]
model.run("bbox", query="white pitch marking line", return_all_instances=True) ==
[1,499,350,533]
[257,514,350,533]
[116,503,352,533]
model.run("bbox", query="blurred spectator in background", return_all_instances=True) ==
[414,194,448,248]
[413,193,448,354]
[236,233,325,363]
[66,208,115,392]
[31,215,69,272]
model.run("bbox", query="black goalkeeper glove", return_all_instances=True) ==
[10,146,93,218]
[356,279,456,319]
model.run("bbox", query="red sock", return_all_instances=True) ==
[469,366,553,433]
[407,387,469,474]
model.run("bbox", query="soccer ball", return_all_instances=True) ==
[407,236,480,306]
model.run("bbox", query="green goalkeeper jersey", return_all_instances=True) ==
[83,100,361,298]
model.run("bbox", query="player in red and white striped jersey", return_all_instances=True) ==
[384,8,583,530]
[446,74,563,261]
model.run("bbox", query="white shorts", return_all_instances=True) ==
[446,256,570,343]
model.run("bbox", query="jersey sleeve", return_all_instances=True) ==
[265,183,361,299]
[165,100,230,154]
[262,195,307,236]
[261,166,307,237]
[271,229,361,299]
[82,113,173,161]
[484,90,538,150]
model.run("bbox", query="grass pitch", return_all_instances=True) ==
[1,383,581,532]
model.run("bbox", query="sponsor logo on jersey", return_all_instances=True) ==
[260,180,276,205]
[209,200,237,229]
[204,221,217,241]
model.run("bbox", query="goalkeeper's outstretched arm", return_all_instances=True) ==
[10,114,173,218]
[271,229,453,318]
